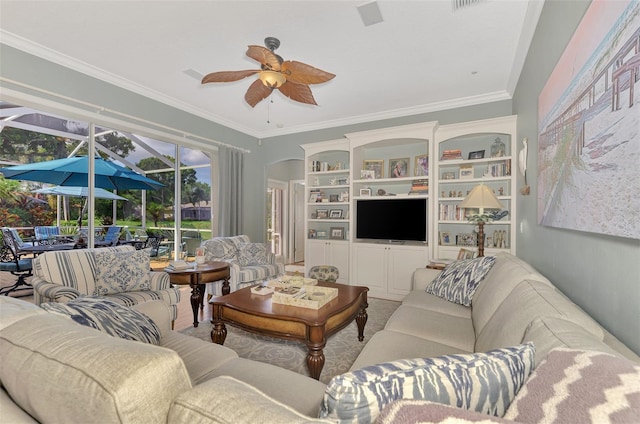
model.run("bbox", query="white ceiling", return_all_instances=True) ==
[0,1,544,139]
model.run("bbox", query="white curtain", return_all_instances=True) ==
[218,146,244,236]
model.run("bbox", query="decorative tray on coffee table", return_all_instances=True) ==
[255,276,337,309]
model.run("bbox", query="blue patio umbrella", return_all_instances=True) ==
[0,156,163,191]
[33,185,128,201]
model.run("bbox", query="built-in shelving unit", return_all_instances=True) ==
[301,139,350,283]
[434,115,517,260]
[301,116,517,301]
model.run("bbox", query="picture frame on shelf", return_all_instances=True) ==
[439,231,453,245]
[359,188,372,197]
[457,248,475,260]
[330,227,345,240]
[329,194,339,202]
[360,169,375,180]
[363,160,384,179]
[316,209,329,219]
[468,150,485,160]
[308,229,317,239]
[459,164,474,179]
[456,233,477,247]
[309,192,321,203]
[442,171,456,180]
[316,231,327,239]
[329,209,343,219]
[414,154,429,176]
[389,157,409,178]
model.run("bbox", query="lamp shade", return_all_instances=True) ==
[459,184,503,211]
[258,70,286,88]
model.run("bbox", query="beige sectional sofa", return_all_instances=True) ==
[1,252,637,423]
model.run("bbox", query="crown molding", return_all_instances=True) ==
[2,30,513,140]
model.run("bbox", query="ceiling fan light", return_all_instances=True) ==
[259,70,286,88]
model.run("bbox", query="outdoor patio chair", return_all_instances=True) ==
[95,226,122,247]
[34,226,61,245]
[0,228,34,296]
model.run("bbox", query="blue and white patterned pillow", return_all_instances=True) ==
[237,243,269,266]
[426,256,496,306]
[41,297,161,345]
[94,248,151,295]
[320,343,535,422]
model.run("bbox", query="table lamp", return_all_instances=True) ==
[458,184,503,257]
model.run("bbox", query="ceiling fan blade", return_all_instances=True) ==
[246,45,282,71]
[281,61,335,85]
[244,79,273,107]
[278,81,317,105]
[201,70,259,84]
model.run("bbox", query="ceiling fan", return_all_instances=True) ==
[201,37,335,107]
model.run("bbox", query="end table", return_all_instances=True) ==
[164,261,230,327]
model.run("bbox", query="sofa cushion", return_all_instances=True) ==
[41,297,161,345]
[209,357,327,418]
[320,343,535,422]
[160,331,238,385]
[475,280,605,353]
[0,312,191,424]
[384,304,475,352]
[522,316,622,366]
[350,330,471,371]
[401,290,471,318]
[504,348,640,423]
[471,252,552,335]
[426,256,496,306]
[237,242,269,266]
[0,296,47,331]
[94,248,151,295]
[168,376,334,424]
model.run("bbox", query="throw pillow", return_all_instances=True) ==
[320,343,535,422]
[504,348,640,423]
[94,248,151,295]
[41,297,161,345]
[426,256,496,306]
[237,243,269,266]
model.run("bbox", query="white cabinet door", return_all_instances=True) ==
[387,245,429,296]
[327,241,350,284]
[306,240,327,269]
[351,243,387,293]
[306,240,350,283]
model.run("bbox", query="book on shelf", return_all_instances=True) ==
[409,178,429,195]
[441,149,462,160]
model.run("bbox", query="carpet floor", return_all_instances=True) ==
[179,297,400,384]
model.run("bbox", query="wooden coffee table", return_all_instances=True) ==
[210,282,369,380]
[165,261,230,327]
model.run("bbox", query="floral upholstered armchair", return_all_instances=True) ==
[201,235,284,296]
[31,245,180,322]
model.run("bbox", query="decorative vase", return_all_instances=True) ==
[491,137,506,157]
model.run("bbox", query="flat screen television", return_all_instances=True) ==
[356,198,427,242]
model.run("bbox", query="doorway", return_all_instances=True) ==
[265,159,305,267]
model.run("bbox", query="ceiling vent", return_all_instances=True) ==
[452,0,484,11]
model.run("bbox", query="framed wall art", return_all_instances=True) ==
[363,160,384,179]
[389,157,409,178]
